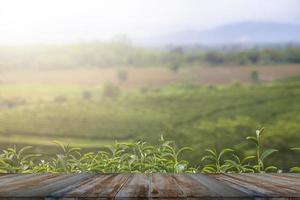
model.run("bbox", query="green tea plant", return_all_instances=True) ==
[10,137,195,173]
[0,129,295,173]
[49,141,82,172]
[290,147,300,172]
[0,146,40,173]
[31,141,82,173]
[225,154,256,173]
[201,148,234,173]
[200,128,279,173]
[96,136,196,173]
[154,136,195,173]
[246,128,278,173]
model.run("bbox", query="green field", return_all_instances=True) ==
[0,75,300,169]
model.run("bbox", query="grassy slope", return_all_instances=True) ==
[0,78,300,168]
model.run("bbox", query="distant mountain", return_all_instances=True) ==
[135,22,300,46]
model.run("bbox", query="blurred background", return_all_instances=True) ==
[0,0,300,170]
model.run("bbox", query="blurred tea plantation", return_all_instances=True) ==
[0,75,300,170]
[0,43,300,171]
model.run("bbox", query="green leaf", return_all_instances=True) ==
[225,160,239,169]
[290,167,300,173]
[220,164,232,173]
[246,136,258,146]
[18,146,33,157]
[231,154,241,163]
[265,166,278,172]
[52,141,66,152]
[291,147,300,152]
[218,148,234,160]
[160,135,165,142]
[201,166,216,173]
[256,128,264,137]
[242,155,256,163]
[176,147,193,157]
[205,149,217,157]
[243,167,255,173]
[201,155,215,162]
[261,149,278,161]
[22,154,41,162]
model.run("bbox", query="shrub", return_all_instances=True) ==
[102,83,121,99]
[251,70,259,83]
[230,80,241,87]
[82,90,92,100]
[169,62,180,73]
[205,51,225,65]
[116,69,128,82]
[53,96,67,103]
[1,97,26,108]
[139,86,150,94]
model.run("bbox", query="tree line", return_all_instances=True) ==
[0,43,299,69]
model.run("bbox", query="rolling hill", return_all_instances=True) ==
[136,22,300,46]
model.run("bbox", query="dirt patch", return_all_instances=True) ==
[1,65,300,87]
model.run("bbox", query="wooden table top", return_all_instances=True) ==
[0,173,299,199]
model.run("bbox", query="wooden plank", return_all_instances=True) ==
[270,173,300,178]
[0,174,56,194]
[242,173,300,196]
[0,173,21,178]
[187,174,249,198]
[51,173,111,197]
[0,173,298,199]
[214,173,300,198]
[10,174,94,198]
[169,174,226,198]
[150,174,250,199]
[259,173,300,179]
[57,173,133,198]
[0,174,32,186]
[115,173,150,198]
[50,173,100,197]
[150,173,185,198]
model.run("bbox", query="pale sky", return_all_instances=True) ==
[0,0,299,43]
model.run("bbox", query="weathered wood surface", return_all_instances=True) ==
[0,173,299,199]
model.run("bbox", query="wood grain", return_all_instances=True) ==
[0,173,298,199]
